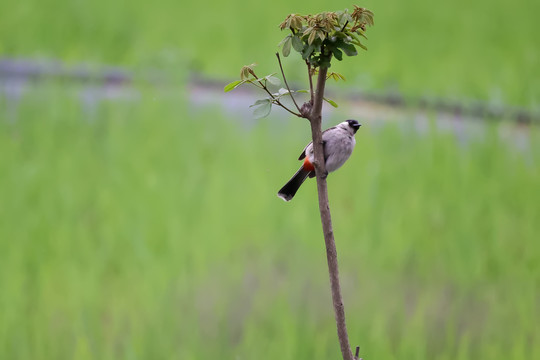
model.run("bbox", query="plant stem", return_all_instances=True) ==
[309,62,354,360]
[250,72,302,117]
[275,53,302,113]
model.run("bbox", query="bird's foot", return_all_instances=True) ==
[321,170,328,180]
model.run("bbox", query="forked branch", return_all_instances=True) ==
[276,52,302,114]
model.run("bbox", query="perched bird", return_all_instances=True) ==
[278,119,361,201]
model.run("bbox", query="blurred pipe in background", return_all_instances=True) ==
[1,57,538,136]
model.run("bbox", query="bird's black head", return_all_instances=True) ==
[346,119,362,133]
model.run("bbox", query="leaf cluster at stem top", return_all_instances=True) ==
[224,5,375,120]
[278,5,374,69]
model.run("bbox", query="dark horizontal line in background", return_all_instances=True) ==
[1,58,538,125]
[193,75,539,126]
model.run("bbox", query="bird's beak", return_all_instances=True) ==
[353,123,362,130]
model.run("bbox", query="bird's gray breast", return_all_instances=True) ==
[323,129,355,173]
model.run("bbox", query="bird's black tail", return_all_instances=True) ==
[277,166,313,201]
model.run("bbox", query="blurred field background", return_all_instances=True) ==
[1,0,539,359]
[1,0,539,108]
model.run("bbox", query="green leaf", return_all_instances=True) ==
[250,99,272,119]
[301,44,315,60]
[278,34,291,47]
[337,10,353,26]
[338,42,357,56]
[278,88,290,95]
[331,47,343,61]
[291,35,303,52]
[327,72,346,82]
[271,88,290,98]
[355,30,368,40]
[266,75,281,86]
[282,36,292,57]
[250,99,270,107]
[351,32,368,50]
[224,80,243,92]
[323,97,338,108]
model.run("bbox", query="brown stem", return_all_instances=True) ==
[249,72,302,117]
[309,61,354,360]
[275,53,302,113]
[273,98,303,117]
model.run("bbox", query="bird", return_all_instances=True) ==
[277,119,361,201]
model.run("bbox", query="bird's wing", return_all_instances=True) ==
[321,125,337,139]
[298,126,335,160]
[298,142,311,160]
[298,140,329,161]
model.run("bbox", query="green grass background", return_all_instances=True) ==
[1,0,538,108]
[0,85,539,359]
